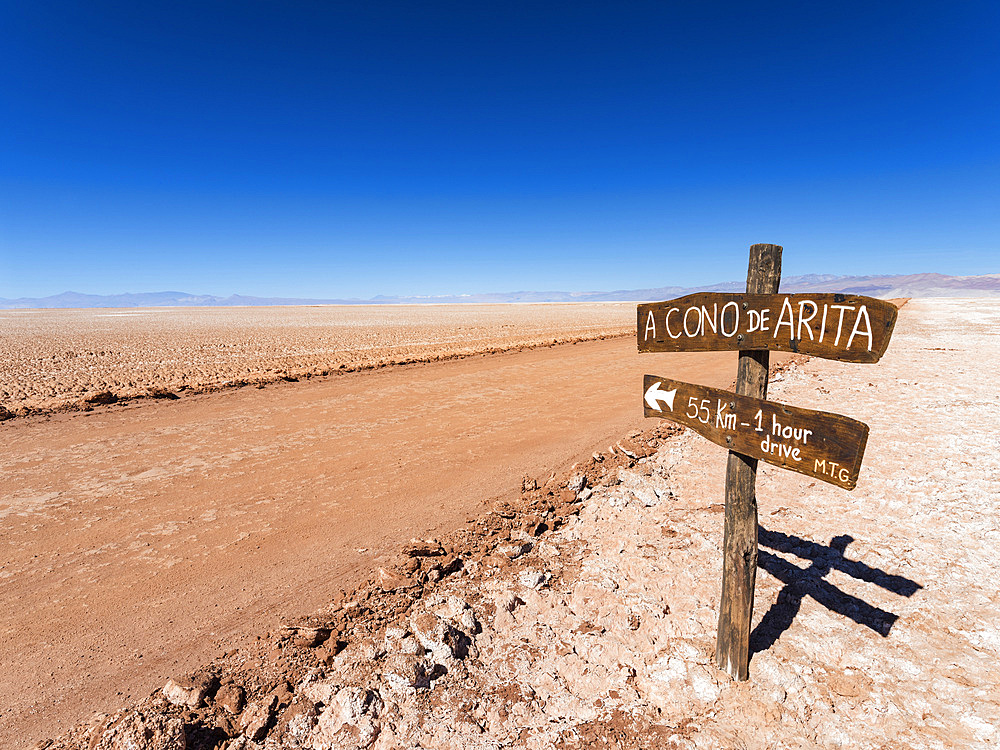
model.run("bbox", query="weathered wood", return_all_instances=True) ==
[637,292,897,363]
[642,375,869,489]
[717,242,781,681]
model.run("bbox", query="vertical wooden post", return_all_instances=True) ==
[716,242,782,680]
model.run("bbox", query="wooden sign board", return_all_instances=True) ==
[643,374,869,490]
[637,293,897,363]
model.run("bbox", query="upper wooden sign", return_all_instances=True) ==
[637,293,897,363]
[643,375,869,489]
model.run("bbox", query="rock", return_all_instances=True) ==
[438,554,463,576]
[457,608,479,636]
[409,612,454,662]
[377,566,418,592]
[521,514,545,535]
[410,608,474,662]
[384,626,423,655]
[495,591,523,613]
[461,559,480,578]
[567,474,588,492]
[383,625,407,642]
[312,644,337,667]
[498,541,531,559]
[617,439,654,459]
[353,638,382,661]
[517,570,547,589]
[299,675,339,706]
[402,540,444,557]
[315,687,382,747]
[521,475,538,492]
[282,619,334,647]
[90,711,186,749]
[294,628,331,648]
[162,677,207,709]
[280,702,319,746]
[433,596,480,635]
[617,442,638,459]
[494,504,518,519]
[382,654,434,693]
[0,406,14,421]
[272,679,294,707]
[216,683,246,714]
[577,487,593,502]
[240,694,277,741]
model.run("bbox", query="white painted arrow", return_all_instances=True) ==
[644,382,676,411]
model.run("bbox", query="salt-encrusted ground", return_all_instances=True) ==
[0,303,632,417]
[47,299,999,749]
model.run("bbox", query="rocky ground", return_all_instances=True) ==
[37,299,1000,749]
[0,303,633,418]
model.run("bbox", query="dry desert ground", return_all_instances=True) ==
[3,299,998,749]
[0,303,635,418]
[3,301,748,747]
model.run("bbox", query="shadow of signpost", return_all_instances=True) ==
[750,526,923,657]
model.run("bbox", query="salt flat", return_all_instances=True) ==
[0,303,634,416]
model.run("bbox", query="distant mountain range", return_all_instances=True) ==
[2,272,998,309]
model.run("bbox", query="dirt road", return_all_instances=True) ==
[0,335,767,747]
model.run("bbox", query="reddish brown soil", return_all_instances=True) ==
[1,332,776,748]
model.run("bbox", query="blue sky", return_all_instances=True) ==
[1,1,997,298]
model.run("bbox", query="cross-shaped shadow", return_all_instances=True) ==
[750,526,922,656]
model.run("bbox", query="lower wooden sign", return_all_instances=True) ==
[643,375,869,490]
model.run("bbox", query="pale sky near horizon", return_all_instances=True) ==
[1,2,998,299]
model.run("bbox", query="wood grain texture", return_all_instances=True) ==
[643,375,869,489]
[717,242,781,680]
[637,292,897,363]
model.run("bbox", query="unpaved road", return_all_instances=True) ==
[0,335,773,747]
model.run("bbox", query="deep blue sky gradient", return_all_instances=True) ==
[2,2,998,297]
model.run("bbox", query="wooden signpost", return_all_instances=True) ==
[637,292,898,363]
[642,375,869,490]
[637,243,896,681]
